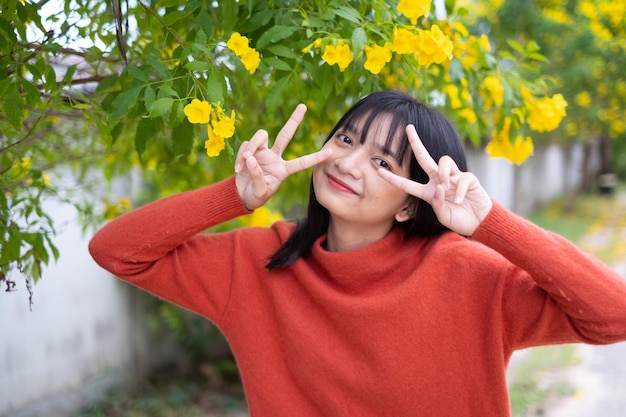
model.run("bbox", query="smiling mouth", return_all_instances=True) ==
[327,173,358,195]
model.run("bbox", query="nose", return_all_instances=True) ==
[334,149,364,179]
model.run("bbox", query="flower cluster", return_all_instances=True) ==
[480,76,504,111]
[227,32,260,74]
[364,43,392,74]
[321,39,353,72]
[183,99,236,157]
[486,116,534,165]
[397,0,431,24]
[302,1,452,75]
[307,24,452,75]
[521,87,568,132]
[392,24,454,67]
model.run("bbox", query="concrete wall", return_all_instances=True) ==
[0,142,593,417]
[467,142,588,215]
[0,200,174,417]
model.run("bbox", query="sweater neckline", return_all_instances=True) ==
[309,227,420,292]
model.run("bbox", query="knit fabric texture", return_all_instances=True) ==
[89,176,626,416]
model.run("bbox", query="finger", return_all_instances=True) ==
[406,125,438,178]
[453,172,475,204]
[234,140,249,173]
[272,104,307,155]
[245,129,270,157]
[377,168,429,201]
[285,148,333,176]
[437,155,457,190]
[245,156,268,198]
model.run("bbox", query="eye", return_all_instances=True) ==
[373,157,392,170]
[337,133,353,145]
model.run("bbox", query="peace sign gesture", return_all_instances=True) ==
[378,125,493,236]
[235,104,332,211]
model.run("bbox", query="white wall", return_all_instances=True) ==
[0,200,170,417]
[467,142,587,215]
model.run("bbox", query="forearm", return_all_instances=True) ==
[472,201,626,343]
[88,176,251,277]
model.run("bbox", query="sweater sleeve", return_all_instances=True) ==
[88,176,253,322]
[471,201,626,348]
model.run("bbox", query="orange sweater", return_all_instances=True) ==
[89,177,626,416]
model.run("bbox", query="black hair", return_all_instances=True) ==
[266,90,467,270]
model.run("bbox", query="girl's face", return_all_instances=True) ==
[312,114,414,232]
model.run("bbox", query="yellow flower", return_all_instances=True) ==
[481,76,504,110]
[227,32,250,57]
[397,0,431,24]
[240,48,260,74]
[486,117,534,165]
[302,38,322,53]
[42,173,51,186]
[575,91,592,107]
[364,42,392,74]
[20,156,31,169]
[391,27,418,54]
[443,84,462,109]
[184,99,211,124]
[415,25,453,67]
[322,40,353,72]
[211,106,236,138]
[477,34,491,52]
[205,125,226,157]
[240,206,283,227]
[523,91,568,132]
[458,108,477,124]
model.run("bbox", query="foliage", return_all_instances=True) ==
[470,0,626,155]
[1,0,565,299]
[508,345,581,417]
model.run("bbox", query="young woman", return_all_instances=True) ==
[89,90,626,416]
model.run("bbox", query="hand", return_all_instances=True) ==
[377,124,493,236]
[235,104,332,211]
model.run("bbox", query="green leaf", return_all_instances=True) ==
[172,120,194,155]
[256,25,299,49]
[507,39,525,55]
[126,66,150,82]
[144,86,156,111]
[264,57,292,71]
[196,11,214,37]
[107,84,144,127]
[266,45,299,59]
[206,71,224,103]
[135,117,158,156]
[351,27,367,53]
[5,82,24,129]
[146,55,172,78]
[267,76,290,112]
[185,60,211,71]
[334,6,362,24]
[148,97,174,118]
[158,84,179,98]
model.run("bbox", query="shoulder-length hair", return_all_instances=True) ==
[266,90,467,270]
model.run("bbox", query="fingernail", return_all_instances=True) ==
[234,163,241,173]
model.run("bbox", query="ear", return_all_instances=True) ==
[394,198,418,223]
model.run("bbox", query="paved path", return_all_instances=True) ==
[545,263,626,417]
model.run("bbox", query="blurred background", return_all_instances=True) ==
[1,0,624,416]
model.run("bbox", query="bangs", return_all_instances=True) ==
[325,95,416,167]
